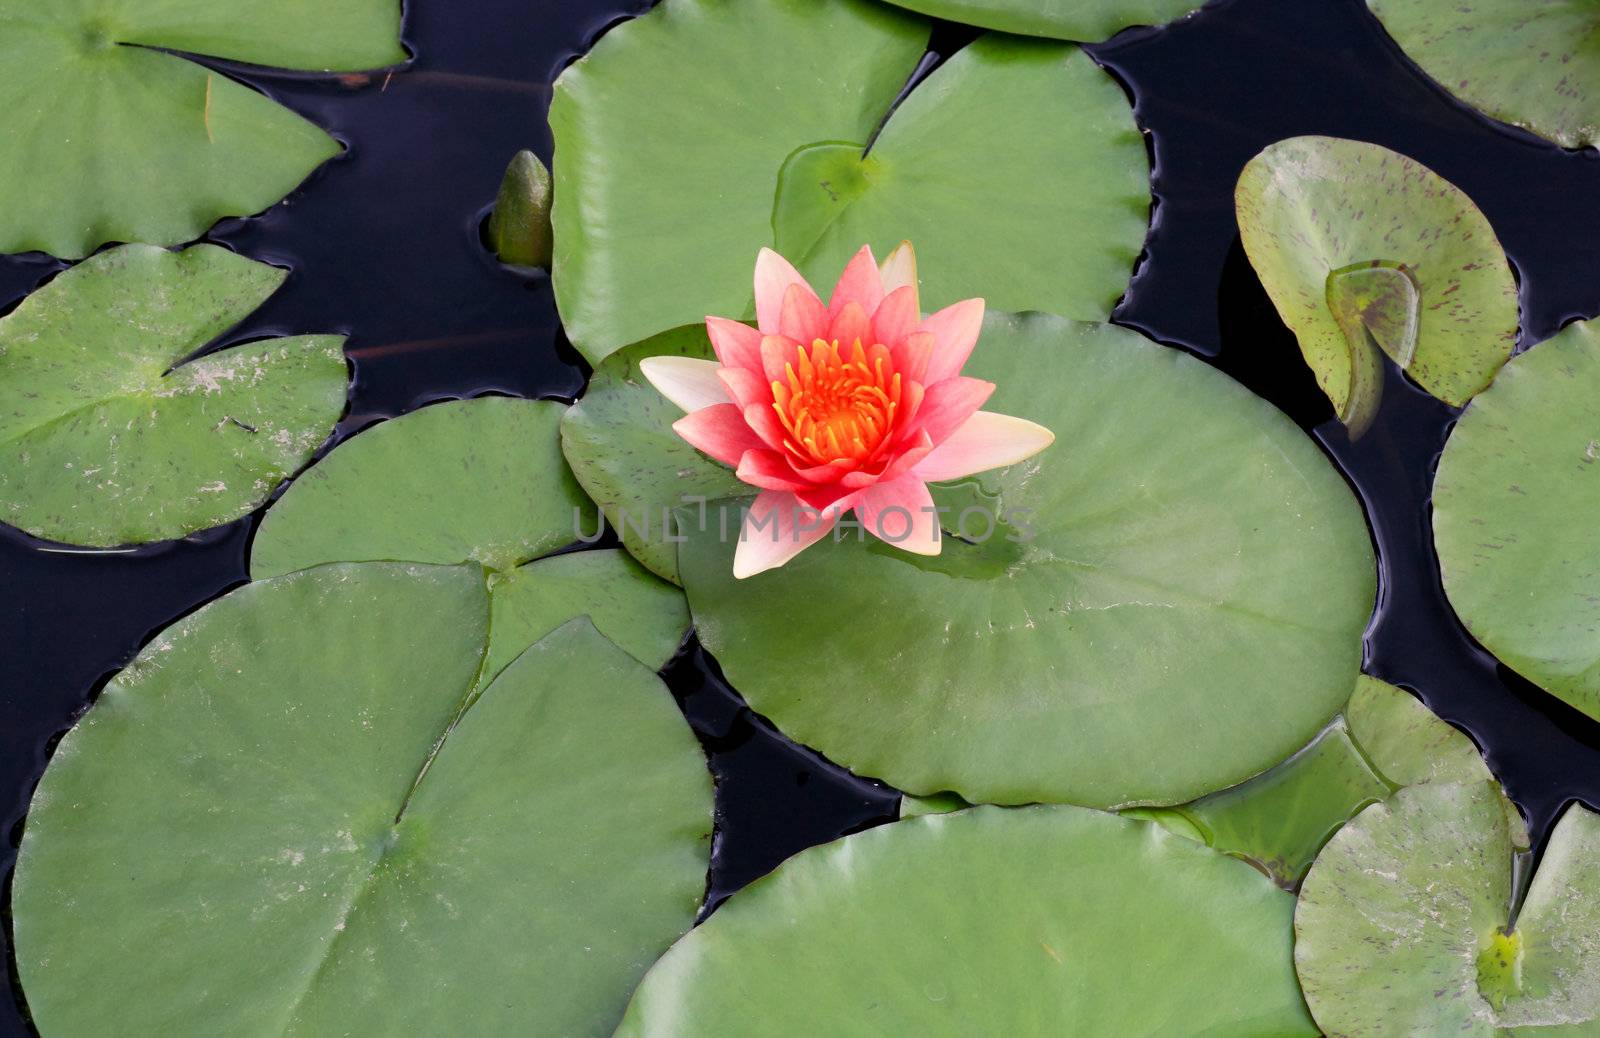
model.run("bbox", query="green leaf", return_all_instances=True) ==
[617,805,1317,1035]
[0,0,406,258]
[252,396,592,578]
[560,326,747,584]
[771,36,1148,327]
[1295,782,1600,1035]
[870,0,1206,43]
[12,564,713,1036]
[1236,136,1518,424]
[1157,676,1505,886]
[0,243,347,547]
[1434,319,1600,724]
[482,549,689,682]
[549,0,1149,364]
[679,312,1375,808]
[1369,0,1600,149]
[486,150,553,269]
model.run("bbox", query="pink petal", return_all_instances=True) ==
[857,475,941,556]
[828,245,884,318]
[760,334,800,385]
[906,376,995,446]
[779,282,829,345]
[878,241,918,305]
[890,330,934,385]
[718,365,770,410]
[638,356,730,413]
[734,490,841,578]
[736,450,810,492]
[743,401,789,452]
[706,316,762,372]
[673,404,767,468]
[913,411,1057,482]
[919,298,986,384]
[754,249,818,336]
[829,301,872,350]
[872,285,920,351]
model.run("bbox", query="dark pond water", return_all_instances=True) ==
[3,0,1599,1030]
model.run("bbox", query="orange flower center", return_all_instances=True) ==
[771,338,902,467]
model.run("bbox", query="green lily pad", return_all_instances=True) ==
[680,312,1375,808]
[1369,0,1600,150]
[1434,319,1600,723]
[1155,676,1508,886]
[13,563,713,1036]
[1295,781,1600,1035]
[0,243,347,547]
[482,549,689,682]
[251,397,687,672]
[0,0,405,258]
[1236,136,1518,430]
[560,326,747,584]
[549,0,1148,363]
[871,0,1207,42]
[617,805,1316,1035]
[252,396,591,578]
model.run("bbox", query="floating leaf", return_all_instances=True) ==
[252,396,590,578]
[0,244,346,547]
[870,0,1207,42]
[482,549,689,682]
[1236,136,1518,428]
[560,326,748,584]
[1434,319,1600,723]
[1369,0,1600,149]
[1295,781,1600,1035]
[486,150,553,269]
[549,0,1148,363]
[0,0,405,258]
[679,313,1375,807]
[252,398,686,671]
[1155,676,1509,885]
[617,805,1316,1035]
[12,564,712,1035]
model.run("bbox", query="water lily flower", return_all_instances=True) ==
[641,243,1054,578]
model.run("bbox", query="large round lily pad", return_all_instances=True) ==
[1434,319,1600,723]
[617,805,1316,1035]
[0,244,347,547]
[252,396,591,578]
[1295,781,1600,1035]
[549,0,1148,363]
[1369,0,1600,149]
[680,312,1376,807]
[252,397,687,671]
[1236,136,1518,434]
[560,326,747,584]
[12,563,713,1036]
[0,0,405,258]
[871,0,1207,42]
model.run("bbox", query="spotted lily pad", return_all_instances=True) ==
[1236,136,1518,433]
[1434,319,1600,723]
[679,312,1375,807]
[1369,0,1600,149]
[549,0,1149,363]
[560,326,747,584]
[1147,676,1511,886]
[871,0,1207,42]
[12,564,713,1035]
[0,0,405,258]
[617,805,1316,1035]
[252,398,686,670]
[0,244,347,547]
[1295,781,1600,1036]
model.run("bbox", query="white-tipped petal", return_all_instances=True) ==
[638,355,731,413]
[912,411,1055,482]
